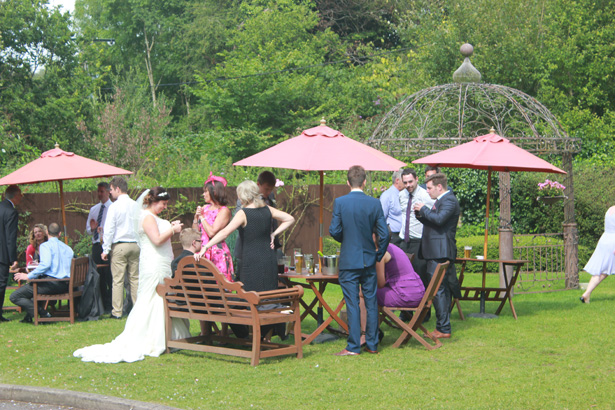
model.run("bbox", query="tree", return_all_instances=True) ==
[0,0,95,161]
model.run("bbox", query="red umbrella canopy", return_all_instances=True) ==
[234,120,406,171]
[413,131,566,174]
[0,145,132,185]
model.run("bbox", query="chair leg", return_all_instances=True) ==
[251,323,261,366]
[33,284,39,326]
[294,314,303,359]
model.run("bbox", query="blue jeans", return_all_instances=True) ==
[338,266,378,353]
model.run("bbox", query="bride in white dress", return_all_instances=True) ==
[74,187,191,363]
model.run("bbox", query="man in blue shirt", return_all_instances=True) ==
[11,222,74,323]
[379,169,404,246]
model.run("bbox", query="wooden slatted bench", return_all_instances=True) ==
[156,257,304,366]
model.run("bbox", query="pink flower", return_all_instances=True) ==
[275,179,284,187]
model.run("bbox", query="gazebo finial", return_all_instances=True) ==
[55,142,60,149]
[320,117,326,126]
[453,43,482,84]
[490,127,496,134]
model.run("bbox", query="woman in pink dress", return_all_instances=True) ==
[192,172,234,281]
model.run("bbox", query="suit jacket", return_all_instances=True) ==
[329,190,389,270]
[417,191,460,261]
[0,198,19,265]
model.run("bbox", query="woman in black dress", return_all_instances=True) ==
[196,180,294,292]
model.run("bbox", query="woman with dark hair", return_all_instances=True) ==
[74,186,190,363]
[25,224,48,267]
[192,172,234,281]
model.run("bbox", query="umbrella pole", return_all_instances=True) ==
[59,180,68,244]
[484,169,491,259]
[319,171,324,273]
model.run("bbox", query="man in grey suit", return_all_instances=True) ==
[413,173,460,339]
[0,185,23,321]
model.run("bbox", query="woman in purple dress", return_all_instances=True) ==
[377,243,425,307]
[361,242,425,345]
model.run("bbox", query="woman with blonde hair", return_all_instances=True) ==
[26,224,48,267]
[196,180,294,293]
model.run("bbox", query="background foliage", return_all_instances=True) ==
[2,0,615,250]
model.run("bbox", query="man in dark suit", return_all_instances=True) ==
[413,173,461,339]
[0,185,23,321]
[329,166,389,355]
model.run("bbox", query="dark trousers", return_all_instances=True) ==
[92,242,112,311]
[426,259,452,334]
[0,262,9,311]
[389,232,402,246]
[398,238,429,290]
[9,280,68,318]
[338,266,379,353]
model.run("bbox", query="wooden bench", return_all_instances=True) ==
[157,257,304,366]
[31,256,89,325]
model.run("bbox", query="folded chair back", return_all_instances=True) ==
[380,261,450,350]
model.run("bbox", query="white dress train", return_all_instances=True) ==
[74,209,190,363]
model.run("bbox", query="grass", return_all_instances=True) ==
[1,271,614,410]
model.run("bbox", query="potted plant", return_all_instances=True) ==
[537,179,566,204]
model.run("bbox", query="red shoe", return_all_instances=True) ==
[333,348,359,356]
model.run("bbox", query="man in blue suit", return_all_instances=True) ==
[329,166,389,355]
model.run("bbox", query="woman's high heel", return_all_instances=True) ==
[579,296,589,304]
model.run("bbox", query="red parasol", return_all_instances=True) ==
[234,119,406,252]
[0,144,133,239]
[413,129,566,257]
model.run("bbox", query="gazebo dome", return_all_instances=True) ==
[369,44,580,157]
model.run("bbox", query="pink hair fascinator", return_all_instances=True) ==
[205,171,227,187]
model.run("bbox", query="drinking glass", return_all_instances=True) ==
[304,254,314,275]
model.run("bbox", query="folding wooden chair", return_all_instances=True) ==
[380,261,449,350]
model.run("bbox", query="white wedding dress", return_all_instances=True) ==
[74,206,190,363]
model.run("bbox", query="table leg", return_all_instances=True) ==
[494,263,521,320]
[480,262,487,314]
[302,298,346,346]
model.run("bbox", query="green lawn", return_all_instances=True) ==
[1,271,613,410]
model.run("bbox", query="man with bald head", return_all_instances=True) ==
[11,222,74,323]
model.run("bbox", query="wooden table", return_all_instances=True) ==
[279,272,348,345]
[453,258,528,320]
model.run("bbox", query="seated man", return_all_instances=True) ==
[11,222,74,323]
[171,228,201,277]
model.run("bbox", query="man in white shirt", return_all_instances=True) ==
[399,168,435,292]
[379,169,404,246]
[102,177,139,319]
[86,181,113,313]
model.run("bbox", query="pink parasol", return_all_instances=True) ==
[413,129,566,257]
[0,144,132,239]
[234,119,406,252]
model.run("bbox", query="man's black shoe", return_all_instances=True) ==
[38,309,52,319]
[20,314,33,323]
